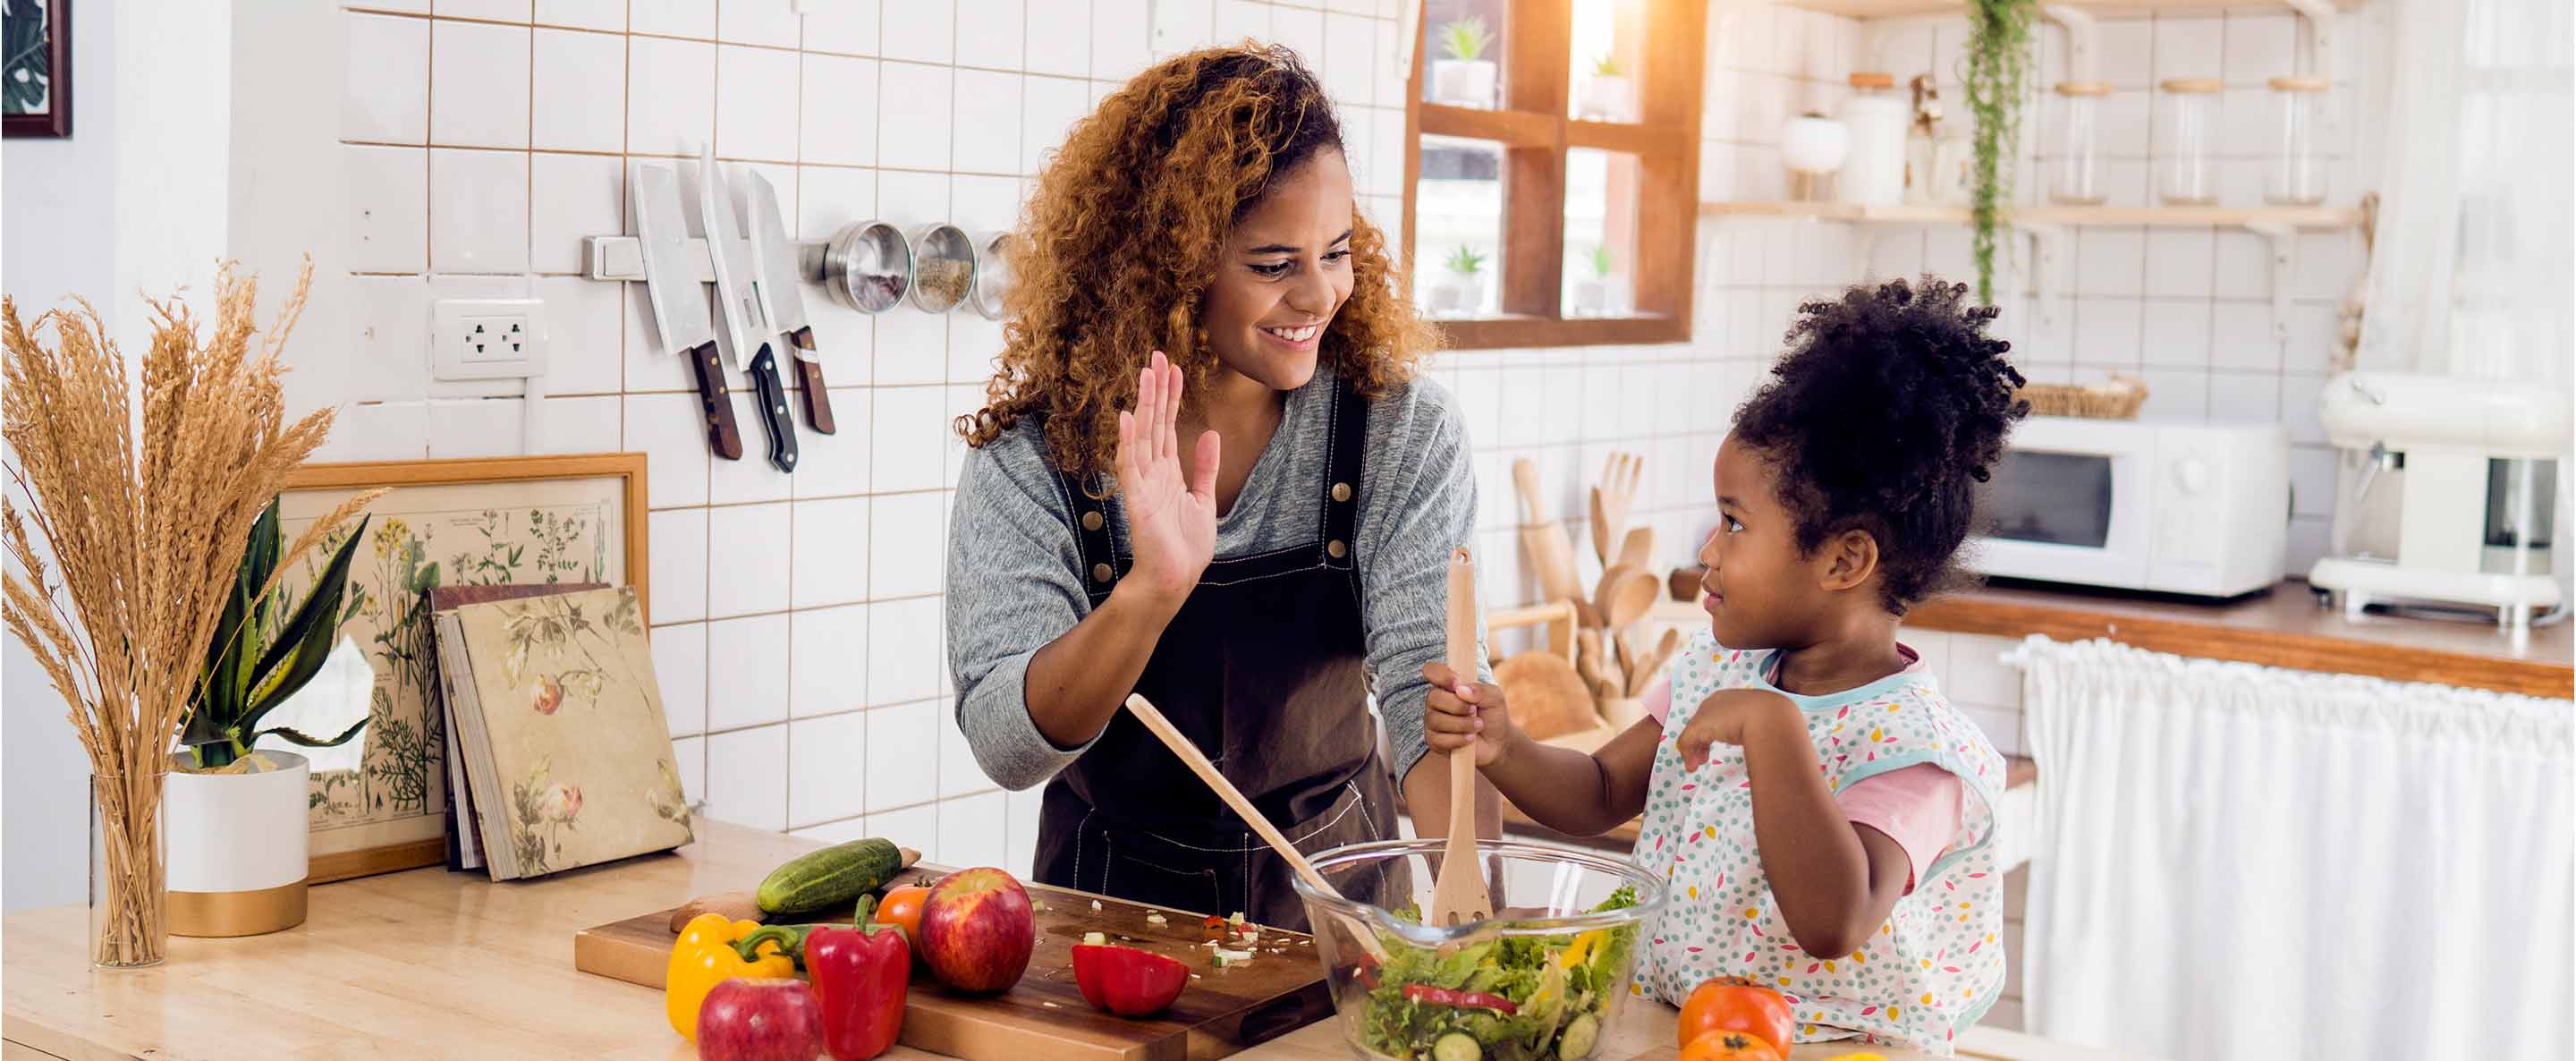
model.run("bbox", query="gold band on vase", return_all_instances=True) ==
[167,879,308,938]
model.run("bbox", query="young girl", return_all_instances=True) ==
[1424,278,2029,1055]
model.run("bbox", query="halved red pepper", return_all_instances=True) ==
[1070,945,1191,1017]
[804,896,911,1060]
[1402,983,1519,1014]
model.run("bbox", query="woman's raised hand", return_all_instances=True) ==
[1114,351,1222,604]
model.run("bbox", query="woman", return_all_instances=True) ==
[946,45,1487,929]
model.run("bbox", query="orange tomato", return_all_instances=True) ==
[1678,978,1796,1054]
[875,885,929,940]
[1680,1031,1786,1061]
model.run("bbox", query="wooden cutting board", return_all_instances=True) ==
[573,865,1336,1061]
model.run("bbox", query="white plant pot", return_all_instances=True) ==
[1428,274,1487,317]
[1579,75,1635,122]
[165,751,309,937]
[1572,278,1609,316]
[1431,60,1497,109]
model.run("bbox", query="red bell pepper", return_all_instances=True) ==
[1402,983,1519,1014]
[1070,945,1191,1017]
[804,897,911,1060]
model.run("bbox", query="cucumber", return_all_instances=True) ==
[1431,1031,1482,1061]
[756,837,904,913]
[1555,1014,1599,1059]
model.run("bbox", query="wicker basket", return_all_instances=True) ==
[2016,375,2148,420]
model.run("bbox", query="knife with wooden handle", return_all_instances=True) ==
[745,171,835,435]
[701,147,799,473]
[633,165,742,461]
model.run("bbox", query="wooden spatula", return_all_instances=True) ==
[1513,460,1586,607]
[1428,547,1495,928]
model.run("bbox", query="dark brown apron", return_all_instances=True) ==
[1033,379,1408,930]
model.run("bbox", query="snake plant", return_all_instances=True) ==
[183,498,373,769]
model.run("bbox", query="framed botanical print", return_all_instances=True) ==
[4,0,71,139]
[275,454,649,883]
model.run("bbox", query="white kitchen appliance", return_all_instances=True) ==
[2307,371,2569,631]
[1968,416,2291,597]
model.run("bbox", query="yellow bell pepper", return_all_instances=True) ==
[665,912,797,1041]
[1560,929,1607,969]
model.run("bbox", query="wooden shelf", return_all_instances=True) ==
[1698,199,2367,229]
[1769,0,2365,18]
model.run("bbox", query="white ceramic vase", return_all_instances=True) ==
[1579,75,1636,122]
[1431,60,1497,109]
[165,751,310,937]
[1781,113,1851,200]
[1428,274,1487,317]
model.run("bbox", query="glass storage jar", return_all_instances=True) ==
[2049,81,2110,205]
[2266,76,2330,205]
[2157,78,2222,205]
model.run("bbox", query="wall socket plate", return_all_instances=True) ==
[432,297,551,381]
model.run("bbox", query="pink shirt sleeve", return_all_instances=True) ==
[1643,675,1673,725]
[1836,763,1963,894]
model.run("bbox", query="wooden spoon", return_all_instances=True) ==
[1594,563,1660,631]
[1428,547,1494,927]
[1615,525,1655,573]
[1627,628,1683,698]
[1513,460,1586,607]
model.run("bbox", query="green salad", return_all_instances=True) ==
[1354,887,1640,1061]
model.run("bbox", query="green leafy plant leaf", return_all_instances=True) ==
[1963,0,2035,303]
[1593,54,1623,79]
[1444,245,1487,276]
[1439,17,1491,62]
[258,717,370,749]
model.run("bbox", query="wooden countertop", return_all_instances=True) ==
[1906,579,2572,699]
[0,821,2114,1061]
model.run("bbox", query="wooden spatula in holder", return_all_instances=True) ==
[1427,547,1495,928]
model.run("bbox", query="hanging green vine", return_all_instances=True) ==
[1963,0,2036,304]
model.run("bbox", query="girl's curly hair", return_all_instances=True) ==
[1732,276,2030,613]
[956,44,1436,488]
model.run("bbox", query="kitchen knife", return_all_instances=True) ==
[632,164,742,461]
[743,170,835,435]
[698,148,799,473]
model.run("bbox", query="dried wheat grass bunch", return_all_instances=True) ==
[3,257,370,965]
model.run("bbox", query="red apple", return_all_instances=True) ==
[694,977,822,1061]
[917,867,1036,993]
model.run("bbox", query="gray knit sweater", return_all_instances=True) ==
[945,363,1483,795]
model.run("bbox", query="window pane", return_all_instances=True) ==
[1417,136,1504,318]
[1563,148,1640,317]
[1569,0,1643,122]
[1423,0,1506,109]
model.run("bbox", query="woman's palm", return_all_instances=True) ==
[1117,352,1221,599]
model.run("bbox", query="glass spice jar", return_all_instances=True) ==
[2157,78,2223,205]
[2049,81,2110,205]
[2267,76,2330,205]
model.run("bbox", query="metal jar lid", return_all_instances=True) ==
[908,224,976,314]
[969,231,1016,321]
[821,221,912,314]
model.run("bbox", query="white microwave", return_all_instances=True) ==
[1969,417,2291,598]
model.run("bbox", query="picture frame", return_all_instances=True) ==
[4,0,72,139]
[275,453,650,884]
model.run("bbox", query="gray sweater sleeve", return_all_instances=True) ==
[1355,380,1488,787]
[945,433,1099,791]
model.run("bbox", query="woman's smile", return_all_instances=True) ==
[1258,321,1325,348]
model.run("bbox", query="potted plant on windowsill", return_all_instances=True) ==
[1430,17,1496,109]
[1579,55,1634,123]
[1428,246,1488,318]
[167,497,377,938]
[1572,245,1620,316]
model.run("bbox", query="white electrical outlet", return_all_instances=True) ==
[432,298,551,381]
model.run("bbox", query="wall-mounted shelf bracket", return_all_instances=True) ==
[2246,219,2300,344]
[2038,5,2099,85]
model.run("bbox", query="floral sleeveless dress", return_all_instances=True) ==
[1632,629,2008,1056]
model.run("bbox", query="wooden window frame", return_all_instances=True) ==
[1401,0,1710,350]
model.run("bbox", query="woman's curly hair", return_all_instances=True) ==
[956,44,1436,488]
[1731,277,2030,613]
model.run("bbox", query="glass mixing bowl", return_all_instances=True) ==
[1291,838,1666,1061]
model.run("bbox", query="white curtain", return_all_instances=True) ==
[2016,636,2572,1061]
[2357,0,2572,386]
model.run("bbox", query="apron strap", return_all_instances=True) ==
[1059,378,1370,605]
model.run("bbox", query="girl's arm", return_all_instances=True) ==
[1421,661,1659,837]
[1679,690,1910,958]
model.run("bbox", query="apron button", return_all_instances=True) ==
[1092,562,1114,582]
[1081,511,1105,531]
[1327,539,1348,559]
[1331,481,1352,503]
